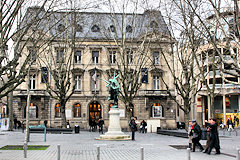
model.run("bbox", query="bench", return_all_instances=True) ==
[157,128,188,138]
[29,128,73,134]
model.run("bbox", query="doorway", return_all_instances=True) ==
[89,101,102,123]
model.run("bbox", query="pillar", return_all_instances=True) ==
[208,95,211,119]
[223,95,226,125]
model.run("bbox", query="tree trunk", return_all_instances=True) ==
[8,91,13,131]
[24,68,31,144]
[184,112,190,132]
[61,103,67,128]
[210,95,215,119]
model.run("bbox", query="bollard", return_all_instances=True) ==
[22,124,24,133]
[23,143,27,158]
[237,148,240,160]
[236,130,238,136]
[140,147,144,160]
[223,129,225,136]
[229,130,231,136]
[97,146,100,160]
[187,148,190,160]
[57,144,60,160]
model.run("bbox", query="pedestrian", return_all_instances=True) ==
[140,120,147,133]
[205,118,220,155]
[89,119,93,132]
[13,118,17,130]
[66,120,70,128]
[188,120,193,150]
[203,118,212,153]
[190,119,204,152]
[98,118,104,134]
[236,117,239,128]
[129,117,138,140]
[227,117,234,131]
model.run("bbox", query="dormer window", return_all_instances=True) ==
[91,25,100,32]
[126,25,132,33]
[58,24,65,32]
[109,25,116,32]
[76,24,83,32]
[150,21,159,29]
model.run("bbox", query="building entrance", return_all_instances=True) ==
[89,101,102,124]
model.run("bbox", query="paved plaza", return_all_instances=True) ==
[0,130,239,160]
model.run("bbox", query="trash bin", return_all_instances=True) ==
[75,125,80,133]
[201,128,207,140]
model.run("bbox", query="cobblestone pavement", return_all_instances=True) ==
[0,130,239,160]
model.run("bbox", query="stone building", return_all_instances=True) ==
[12,7,177,131]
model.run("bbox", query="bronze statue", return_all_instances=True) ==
[101,72,120,108]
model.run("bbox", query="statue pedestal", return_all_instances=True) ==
[99,108,130,140]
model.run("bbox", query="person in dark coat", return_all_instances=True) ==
[129,117,138,140]
[13,118,18,129]
[140,120,147,133]
[203,118,212,153]
[205,118,220,155]
[98,118,104,134]
[191,120,204,152]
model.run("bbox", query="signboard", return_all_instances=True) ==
[119,109,125,118]
[29,106,36,119]
[65,109,72,118]
[1,118,9,130]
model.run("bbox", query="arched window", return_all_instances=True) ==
[58,24,65,32]
[91,25,100,32]
[151,103,163,118]
[24,103,38,119]
[76,24,83,32]
[73,103,81,117]
[109,25,115,32]
[126,25,132,33]
[55,103,61,118]
[150,21,159,29]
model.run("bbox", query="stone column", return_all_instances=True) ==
[208,95,211,119]
[202,97,205,126]
[223,95,226,125]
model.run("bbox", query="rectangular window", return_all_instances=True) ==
[75,75,82,90]
[152,105,163,118]
[92,51,99,64]
[127,50,133,64]
[56,48,64,63]
[74,50,81,64]
[29,75,36,90]
[41,67,48,83]
[153,51,159,65]
[109,51,116,64]
[141,68,148,83]
[153,75,160,90]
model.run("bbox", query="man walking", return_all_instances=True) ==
[191,120,204,152]
[205,118,220,155]
[129,117,137,140]
[98,118,104,134]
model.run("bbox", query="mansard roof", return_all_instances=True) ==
[21,7,170,40]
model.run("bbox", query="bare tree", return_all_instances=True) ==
[101,1,173,120]
[157,0,207,127]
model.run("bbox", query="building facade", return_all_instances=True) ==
[195,7,240,126]
[12,7,177,131]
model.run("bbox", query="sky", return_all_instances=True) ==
[6,0,234,60]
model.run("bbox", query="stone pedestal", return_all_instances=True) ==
[99,108,130,140]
